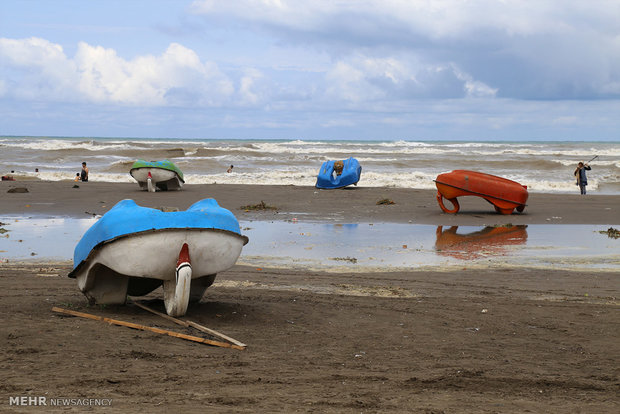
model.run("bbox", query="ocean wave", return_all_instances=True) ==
[11,168,609,193]
[2,137,619,194]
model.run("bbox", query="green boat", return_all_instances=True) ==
[129,159,185,191]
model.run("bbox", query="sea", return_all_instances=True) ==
[1,136,619,194]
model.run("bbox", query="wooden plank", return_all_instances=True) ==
[51,307,244,351]
[132,301,191,327]
[185,320,247,349]
[132,300,247,349]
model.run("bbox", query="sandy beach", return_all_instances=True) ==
[2,180,620,224]
[1,180,619,412]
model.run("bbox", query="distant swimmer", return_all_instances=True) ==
[574,161,591,195]
[227,165,234,173]
[81,162,89,182]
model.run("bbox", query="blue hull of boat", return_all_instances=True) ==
[71,199,243,270]
[315,157,362,189]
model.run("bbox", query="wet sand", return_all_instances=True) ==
[1,180,619,225]
[1,180,619,412]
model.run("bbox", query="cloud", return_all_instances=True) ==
[191,0,620,100]
[0,37,77,100]
[0,37,234,106]
[324,55,495,104]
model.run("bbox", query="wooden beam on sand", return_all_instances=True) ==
[131,300,247,349]
[51,307,244,351]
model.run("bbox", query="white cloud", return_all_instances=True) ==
[239,68,264,105]
[452,65,497,98]
[324,54,494,103]
[191,0,620,100]
[191,0,620,39]
[0,37,77,100]
[0,37,234,106]
[325,61,378,103]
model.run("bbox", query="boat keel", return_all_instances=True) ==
[163,243,192,316]
[147,172,156,192]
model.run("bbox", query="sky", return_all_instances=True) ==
[1,0,619,141]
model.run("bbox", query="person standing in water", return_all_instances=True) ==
[574,162,591,195]
[81,162,89,182]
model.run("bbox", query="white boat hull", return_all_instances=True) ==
[130,168,183,191]
[73,229,247,306]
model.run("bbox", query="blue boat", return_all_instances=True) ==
[315,157,362,189]
[69,199,248,316]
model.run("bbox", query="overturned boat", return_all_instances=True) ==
[130,159,184,192]
[68,199,248,316]
[316,157,362,189]
[434,170,528,215]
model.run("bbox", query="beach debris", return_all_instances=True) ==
[7,187,28,193]
[240,200,277,211]
[376,198,395,205]
[131,300,246,349]
[72,185,79,188]
[330,256,357,263]
[51,306,244,350]
[599,227,620,239]
[36,272,60,277]
[0,228,9,234]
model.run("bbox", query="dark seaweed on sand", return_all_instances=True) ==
[599,227,620,239]
[376,198,395,205]
[240,200,278,211]
[330,257,358,263]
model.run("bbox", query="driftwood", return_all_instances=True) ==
[131,300,246,349]
[51,307,244,350]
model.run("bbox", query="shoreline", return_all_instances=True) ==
[2,180,619,225]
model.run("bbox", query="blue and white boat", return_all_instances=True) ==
[68,199,248,316]
[315,157,362,189]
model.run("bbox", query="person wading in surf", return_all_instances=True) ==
[81,162,89,182]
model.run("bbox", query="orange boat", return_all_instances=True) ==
[434,170,528,214]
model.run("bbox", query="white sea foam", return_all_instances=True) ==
[2,137,618,193]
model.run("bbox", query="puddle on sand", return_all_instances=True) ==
[1,217,618,271]
[240,222,620,271]
[0,216,98,261]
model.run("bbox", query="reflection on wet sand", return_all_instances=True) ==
[435,225,528,260]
